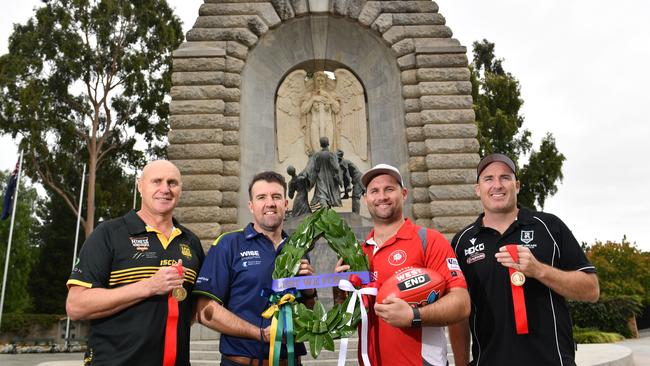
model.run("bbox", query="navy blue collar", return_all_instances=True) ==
[243,222,288,242]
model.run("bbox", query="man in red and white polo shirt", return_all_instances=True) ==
[337,164,470,366]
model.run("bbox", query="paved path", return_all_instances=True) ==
[0,353,83,366]
[618,328,650,366]
[0,328,647,366]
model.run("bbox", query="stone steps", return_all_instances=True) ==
[189,328,456,366]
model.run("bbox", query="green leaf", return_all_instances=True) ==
[313,300,326,321]
[323,333,335,352]
[311,334,324,358]
[295,329,310,343]
[335,312,353,329]
[325,304,341,326]
[317,320,329,334]
[338,327,355,339]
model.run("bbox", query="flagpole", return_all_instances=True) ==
[132,171,138,210]
[0,150,24,330]
[64,163,86,349]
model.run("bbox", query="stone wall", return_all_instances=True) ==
[170,0,481,249]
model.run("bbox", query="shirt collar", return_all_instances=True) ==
[364,218,415,247]
[472,205,536,235]
[125,209,183,236]
[244,222,288,242]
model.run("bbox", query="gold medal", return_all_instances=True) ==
[172,287,187,301]
[510,271,526,286]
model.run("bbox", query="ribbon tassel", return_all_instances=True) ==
[336,279,377,366]
[262,293,296,366]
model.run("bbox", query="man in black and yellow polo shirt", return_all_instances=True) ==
[66,160,205,366]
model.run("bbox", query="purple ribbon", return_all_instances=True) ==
[272,271,371,292]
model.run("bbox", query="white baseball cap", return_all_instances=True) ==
[361,164,404,188]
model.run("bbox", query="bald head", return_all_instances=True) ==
[138,160,182,218]
[141,160,181,181]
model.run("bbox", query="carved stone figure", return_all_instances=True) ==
[276,69,368,166]
[307,137,342,208]
[287,165,311,217]
[337,149,365,214]
[301,71,340,155]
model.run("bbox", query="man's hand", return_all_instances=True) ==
[297,259,317,302]
[334,258,350,273]
[297,259,314,276]
[146,259,184,296]
[495,245,544,278]
[374,295,413,328]
[261,326,271,343]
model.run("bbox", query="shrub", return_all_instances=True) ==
[573,327,624,343]
[0,313,61,337]
[570,296,642,338]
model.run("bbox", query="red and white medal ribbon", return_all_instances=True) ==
[337,279,377,366]
[163,263,184,366]
[506,244,528,335]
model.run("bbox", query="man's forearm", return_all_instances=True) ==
[535,266,599,302]
[419,287,470,326]
[448,319,471,366]
[66,281,151,320]
[196,297,262,341]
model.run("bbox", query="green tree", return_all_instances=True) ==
[585,238,650,304]
[29,158,134,314]
[471,39,565,209]
[0,0,183,237]
[0,170,39,313]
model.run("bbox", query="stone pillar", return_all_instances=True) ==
[169,43,241,250]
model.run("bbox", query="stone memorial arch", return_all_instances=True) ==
[169,0,482,250]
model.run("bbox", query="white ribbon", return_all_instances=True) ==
[337,279,377,366]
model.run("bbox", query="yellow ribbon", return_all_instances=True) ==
[262,294,296,365]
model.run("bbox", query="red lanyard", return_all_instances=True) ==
[506,244,528,334]
[163,263,183,366]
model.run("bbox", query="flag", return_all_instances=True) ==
[1,161,19,220]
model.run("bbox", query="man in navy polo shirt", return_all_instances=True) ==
[194,171,316,366]
[448,153,600,366]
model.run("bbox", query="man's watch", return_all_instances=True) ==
[411,307,422,328]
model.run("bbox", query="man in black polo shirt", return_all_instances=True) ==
[66,160,204,366]
[448,153,600,366]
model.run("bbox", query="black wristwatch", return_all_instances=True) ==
[411,307,422,328]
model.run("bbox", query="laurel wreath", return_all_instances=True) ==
[272,208,369,358]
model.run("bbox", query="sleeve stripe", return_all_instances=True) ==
[66,279,92,289]
[192,290,223,305]
[212,228,244,246]
[577,266,597,272]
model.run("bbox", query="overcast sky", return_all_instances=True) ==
[1,0,648,250]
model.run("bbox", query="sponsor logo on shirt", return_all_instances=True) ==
[388,250,407,266]
[130,236,150,252]
[197,276,209,284]
[446,258,461,270]
[132,251,158,260]
[240,250,260,258]
[180,243,192,259]
[465,238,486,264]
[242,260,262,268]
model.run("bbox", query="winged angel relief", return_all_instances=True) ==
[276,69,368,163]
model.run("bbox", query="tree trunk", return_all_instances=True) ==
[84,152,97,238]
[627,316,639,338]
